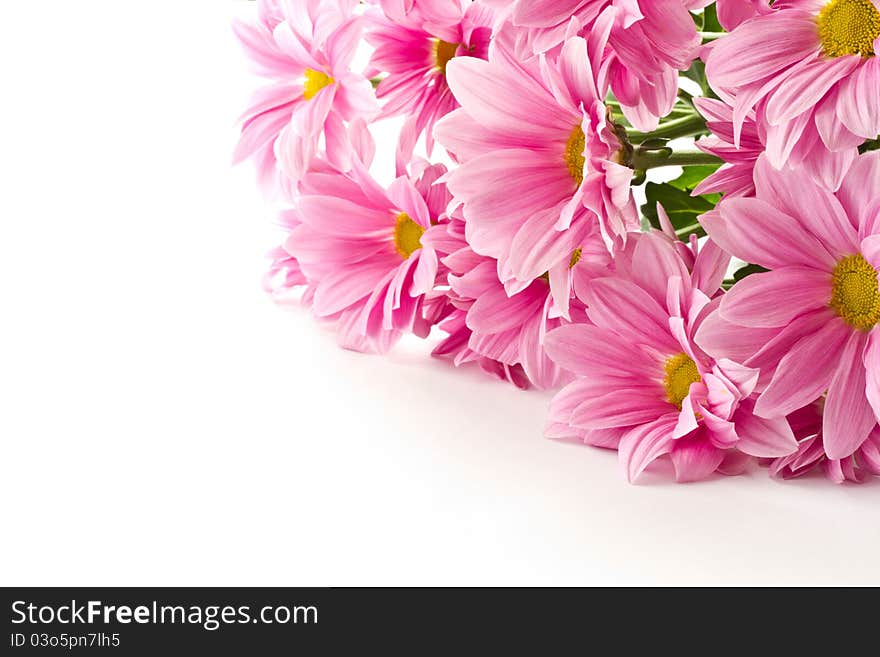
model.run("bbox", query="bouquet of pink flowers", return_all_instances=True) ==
[235,0,880,484]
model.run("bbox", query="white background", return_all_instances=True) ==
[2,1,879,586]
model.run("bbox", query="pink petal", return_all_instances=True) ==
[824,332,875,459]
[704,11,819,88]
[755,318,850,418]
[719,268,830,328]
[669,436,725,482]
[734,400,799,458]
[570,390,671,431]
[584,278,680,354]
[866,330,880,423]
[618,415,678,483]
[544,324,656,378]
[707,196,836,271]
[752,158,860,258]
[838,57,880,139]
[764,56,858,126]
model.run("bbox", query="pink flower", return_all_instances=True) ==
[693,94,859,195]
[263,208,310,301]
[693,97,764,198]
[769,402,880,482]
[283,155,449,353]
[485,1,702,130]
[696,153,880,460]
[697,0,771,30]
[704,0,880,185]
[544,230,798,483]
[422,217,610,390]
[434,36,639,310]
[364,0,493,173]
[233,0,378,190]
[428,304,532,389]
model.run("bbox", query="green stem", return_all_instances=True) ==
[631,149,723,170]
[698,31,725,42]
[628,113,708,143]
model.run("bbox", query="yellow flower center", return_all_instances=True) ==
[303,68,335,100]
[830,254,880,330]
[434,39,459,73]
[569,248,583,268]
[565,125,586,186]
[663,353,702,409]
[817,0,880,58]
[393,213,424,259]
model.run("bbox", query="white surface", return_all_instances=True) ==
[2,1,880,587]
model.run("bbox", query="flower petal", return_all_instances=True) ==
[824,332,876,459]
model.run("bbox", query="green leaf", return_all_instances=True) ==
[702,5,723,33]
[723,263,770,290]
[682,59,719,100]
[733,263,769,282]
[860,136,880,153]
[665,164,722,193]
[641,182,717,241]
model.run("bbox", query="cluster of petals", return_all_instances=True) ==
[233,0,378,190]
[364,0,494,172]
[423,215,611,389]
[697,154,880,466]
[435,34,639,306]
[482,1,706,130]
[704,0,880,189]
[286,142,450,353]
[235,1,880,485]
[544,227,798,482]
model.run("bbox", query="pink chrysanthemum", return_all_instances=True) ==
[233,0,378,190]
[769,402,880,482]
[364,0,493,172]
[434,36,639,308]
[483,1,702,130]
[421,216,610,390]
[693,97,764,198]
[697,153,880,460]
[264,208,310,301]
[544,229,798,483]
[693,94,860,195]
[283,154,450,353]
[704,0,880,183]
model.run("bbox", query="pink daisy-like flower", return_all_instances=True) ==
[233,0,378,190]
[693,97,765,198]
[769,402,880,482]
[428,304,532,389]
[693,94,860,195]
[696,153,880,460]
[264,208,310,301]
[283,154,449,353]
[421,216,610,390]
[364,0,493,173]
[434,35,639,307]
[544,229,798,483]
[704,0,880,180]
[483,1,702,130]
